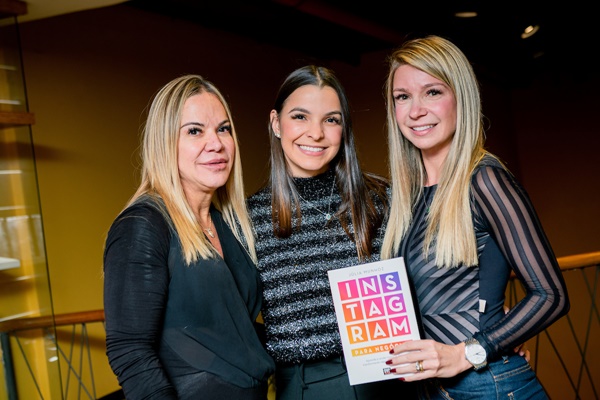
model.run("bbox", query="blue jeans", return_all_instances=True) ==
[417,354,548,400]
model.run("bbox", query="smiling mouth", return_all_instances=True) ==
[298,145,325,152]
[412,124,435,132]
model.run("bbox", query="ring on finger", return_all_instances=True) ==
[415,360,424,373]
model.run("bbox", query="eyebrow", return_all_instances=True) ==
[180,119,230,129]
[394,82,446,92]
[180,122,204,128]
[288,107,342,116]
[288,106,309,114]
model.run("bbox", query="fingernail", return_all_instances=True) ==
[389,349,395,354]
[398,377,405,382]
[390,368,397,373]
[385,360,393,365]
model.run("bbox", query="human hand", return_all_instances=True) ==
[513,342,531,362]
[385,339,471,381]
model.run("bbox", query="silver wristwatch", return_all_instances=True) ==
[464,338,487,370]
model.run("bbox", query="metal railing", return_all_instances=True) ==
[1,252,599,399]
[0,310,105,400]
[507,251,600,400]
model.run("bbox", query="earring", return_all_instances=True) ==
[274,132,281,138]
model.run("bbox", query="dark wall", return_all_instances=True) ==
[15,3,598,397]
[19,4,599,319]
[21,5,600,324]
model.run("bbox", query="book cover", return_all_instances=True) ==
[327,257,421,385]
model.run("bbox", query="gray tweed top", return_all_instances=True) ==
[247,169,384,365]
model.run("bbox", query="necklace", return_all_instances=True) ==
[202,214,215,238]
[296,177,336,221]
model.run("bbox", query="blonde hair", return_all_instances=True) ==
[381,35,491,267]
[127,74,256,264]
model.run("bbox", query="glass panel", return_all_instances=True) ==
[0,16,27,113]
[0,14,59,400]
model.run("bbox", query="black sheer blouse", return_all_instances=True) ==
[397,155,569,360]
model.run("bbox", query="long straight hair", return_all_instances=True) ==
[381,36,495,267]
[268,65,388,260]
[127,74,256,263]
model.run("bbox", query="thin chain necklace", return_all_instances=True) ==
[296,176,336,221]
[202,213,215,238]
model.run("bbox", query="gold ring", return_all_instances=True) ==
[415,360,424,373]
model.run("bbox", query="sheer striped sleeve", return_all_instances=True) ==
[471,163,570,356]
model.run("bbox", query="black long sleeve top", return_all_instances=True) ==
[103,197,275,399]
[396,155,570,361]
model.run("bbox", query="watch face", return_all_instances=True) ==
[466,343,486,364]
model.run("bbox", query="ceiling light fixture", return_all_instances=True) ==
[521,24,539,39]
[454,11,478,18]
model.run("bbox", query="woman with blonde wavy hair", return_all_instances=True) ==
[103,74,274,399]
[381,36,569,399]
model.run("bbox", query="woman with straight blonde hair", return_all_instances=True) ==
[382,36,569,399]
[103,74,274,399]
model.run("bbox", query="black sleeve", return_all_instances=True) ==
[471,165,570,357]
[103,204,178,399]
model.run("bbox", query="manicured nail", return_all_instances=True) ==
[385,359,393,365]
[398,377,405,382]
[390,368,397,373]
[389,349,395,354]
